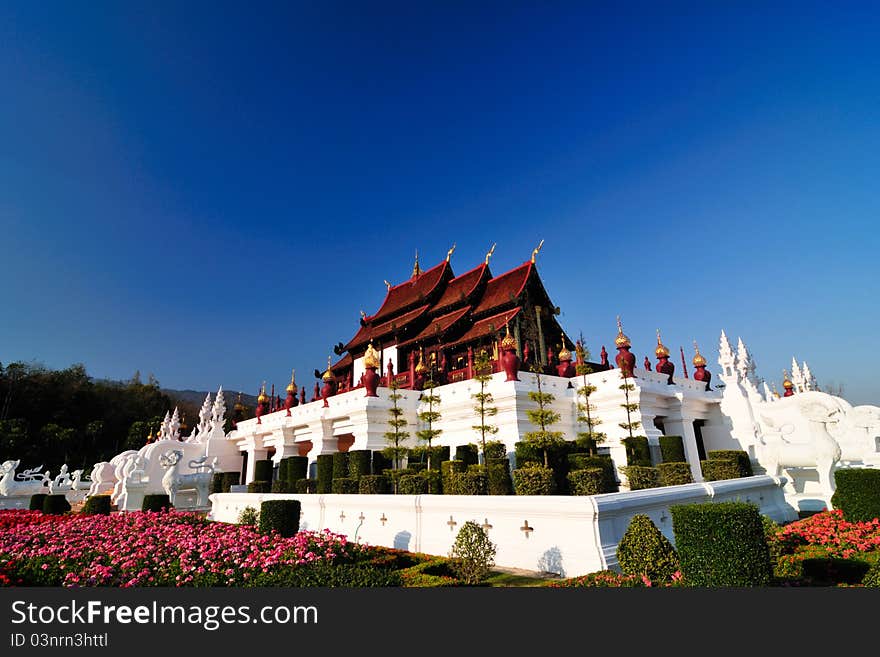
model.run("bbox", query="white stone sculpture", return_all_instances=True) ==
[160,450,216,508]
[88,450,139,498]
[49,464,72,494]
[169,407,181,441]
[0,461,51,497]
[117,455,147,511]
[759,397,842,496]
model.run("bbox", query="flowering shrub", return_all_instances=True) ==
[551,569,685,588]
[774,509,880,560]
[0,509,361,588]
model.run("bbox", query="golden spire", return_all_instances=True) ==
[364,342,380,369]
[323,356,334,381]
[412,249,421,278]
[530,239,544,264]
[692,341,707,367]
[286,369,296,393]
[614,315,631,348]
[655,329,670,358]
[446,243,456,262]
[782,369,793,389]
[484,242,496,265]
[500,322,517,351]
[558,343,572,361]
[257,382,268,403]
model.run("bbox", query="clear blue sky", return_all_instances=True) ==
[1,2,878,403]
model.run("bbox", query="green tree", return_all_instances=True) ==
[40,423,77,464]
[471,350,499,463]
[575,342,605,456]
[416,371,442,470]
[619,367,641,440]
[523,364,565,467]
[383,380,410,490]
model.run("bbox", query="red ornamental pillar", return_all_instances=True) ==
[301,386,307,406]
[312,382,319,402]
[644,356,652,371]
[523,341,531,366]
[408,351,416,389]
[386,359,394,386]
[285,389,295,416]
[600,345,611,369]
[467,346,474,380]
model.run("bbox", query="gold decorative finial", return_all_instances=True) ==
[655,329,670,358]
[615,315,631,348]
[530,239,544,264]
[286,369,296,393]
[692,341,707,367]
[258,381,268,403]
[383,279,392,291]
[412,249,421,278]
[446,243,456,262]
[322,356,334,381]
[364,342,380,369]
[500,322,517,351]
[782,369,793,388]
[484,242,496,265]
[415,348,428,374]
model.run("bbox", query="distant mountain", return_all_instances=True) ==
[162,388,258,410]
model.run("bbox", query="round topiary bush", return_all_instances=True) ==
[259,499,301,537]
[29,493,48,511]
[142,494,171,512]
[567,468,605,495]
[512,465,555,495]
[80,495,112,515]
[616,514,680,582]
[42,494,71,515]
[449,520,496,585]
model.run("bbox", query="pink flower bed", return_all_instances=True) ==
[0,509,356,587]
[775,509,880,559]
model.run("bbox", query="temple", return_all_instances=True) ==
[326,244,587,394]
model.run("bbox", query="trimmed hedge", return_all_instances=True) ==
[422,469,442,495]
[707,450,753,478]
[407,462,426,473]
[657,462,694,487]
[617,514,680,581]
[259,499,301,537]
[487,457,513,495]
[452,469,488,496]
[455,444,479,466]
[212,471,242,494]
[295,478,317,494]
[620,465,659,491]
[284,456,308,484]
[567,468,605,496]
[43,494,71,515]
[514,440,576,492]
[331,477,359,494]
[253,459,274,482]
[409,445,450,470]
[142,494,171,512]
[348,450,372,479]
[332,452,350,480]
[80,495,112,515]
[670,501,772,586]
[623,436,652,467]
[659,435,686,463]
[278,457,288,483]
[247,481,272,494]
[568,454,617,493]
[701,459,740,482]
[484,441,508,460]
[356,474,386,494]
[271,480,293,493]
[372,450,392,475]
[398,474,428,495]
[29,494,48,511]
[441,460,466,494]
[316,454,334,494]
[831,468,880,522]
[513,465,555,495]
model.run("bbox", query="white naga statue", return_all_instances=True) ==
[159,450,217,508]
[0,461,51,497]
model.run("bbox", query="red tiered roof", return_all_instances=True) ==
[368,261,451,324]
[473,262,532,317]
[431,264,490,315]
[398,306,472,348]
[345,304,430,350]
[446,308,522,349]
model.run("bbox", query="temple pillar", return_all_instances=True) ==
[535,306,547,366]
[304,418,337,478]
[245,448,268,484]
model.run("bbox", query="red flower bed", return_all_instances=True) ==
[0,509,358,587]
[775,509,880,559]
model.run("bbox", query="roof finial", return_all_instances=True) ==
[412,249,421,278]
[531,239,544,264]
[484,242,496,265]
[383,279,392,291]
[446,243,456,262]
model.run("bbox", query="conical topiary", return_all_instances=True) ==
[616,514,680,582]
